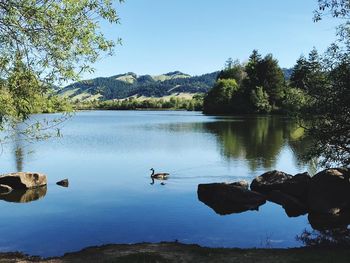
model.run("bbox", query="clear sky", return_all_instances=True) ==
[87,0,339,78]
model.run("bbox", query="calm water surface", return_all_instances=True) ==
[0,111,314,256]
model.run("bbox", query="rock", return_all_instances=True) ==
[197,183,266,215]
[231,180,249,189]
[267,190,307,217]
[308,212,350,231]
[250,170,293,194]
[56,179,69,187]
[0,172,47,190]
[280,172,311,202]
[0,184,12,195]
[251,170,311,202]
[308,168,350,215]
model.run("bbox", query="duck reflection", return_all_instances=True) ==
[0,186,47,203]
[150,177,167,186]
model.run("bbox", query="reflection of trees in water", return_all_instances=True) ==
[203,117,284,169]
[288,138,318,175]
[15,147,23,172]
[202,116,310,171]
[297,228,350,248]
[157,116,310,171]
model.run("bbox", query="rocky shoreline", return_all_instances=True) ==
[198,168,350,230]
[1,242,350,263]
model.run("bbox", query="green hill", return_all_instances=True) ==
[58,71,219,102]
[58,69,292,102]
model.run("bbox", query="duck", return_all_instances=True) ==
[150,168,169,180]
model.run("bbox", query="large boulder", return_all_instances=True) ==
[250,170,293,194]
[0,187,47,203]
[308,168,350,215]
[197,182,266,215]
[308,212,350,231]
[0,172,47,190]
[251,170,311,202]
[267,190,307,217]
[280,172,311,202]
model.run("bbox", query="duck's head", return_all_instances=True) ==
[150,168,154,172]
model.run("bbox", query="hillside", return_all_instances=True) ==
[58,69,292,102]
[58,71,219,102]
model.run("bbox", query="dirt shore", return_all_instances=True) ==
[0,242,349,263]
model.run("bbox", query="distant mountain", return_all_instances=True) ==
[58,68,293,102]
[58,71,219,102]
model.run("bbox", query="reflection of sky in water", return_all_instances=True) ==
[0,111,312,256]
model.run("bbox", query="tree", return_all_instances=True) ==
[290,55,309,90]
[225,57,234,69]
[250,86,271,113]
[294,0,350,167]
[0,0,122,140]
[243,50,262,91]
[0,0,123,125]
[243,51,285,111]
[217,59,246,85]
[301,58,350,167]
[256,54,285,108]
[203,79,239,114]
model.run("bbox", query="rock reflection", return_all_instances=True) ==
[0,186,47,203]
[197,183,266,215]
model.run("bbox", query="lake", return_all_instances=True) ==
[0,111,315,256]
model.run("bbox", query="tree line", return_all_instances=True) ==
[203,50,314,115]
[76,95,204,111]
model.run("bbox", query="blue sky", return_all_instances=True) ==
[87,0,339,78]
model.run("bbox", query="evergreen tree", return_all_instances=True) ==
[290,55,309,90]
[256,54,285,108]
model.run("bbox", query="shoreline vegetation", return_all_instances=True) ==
[1,242,350,263]
[72,94,205,112]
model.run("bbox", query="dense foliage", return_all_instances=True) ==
[301,0,350,167]
[0,0,122,135]
[206,0,350,167]
[76,94,204,111]
[203,51,287,114]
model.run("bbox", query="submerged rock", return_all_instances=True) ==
[0,186,47,203]
[56,179,69,187]
[0,172,47,189]
[267,190,307,217]
[308,168,350,215]
[197,182,266,215]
